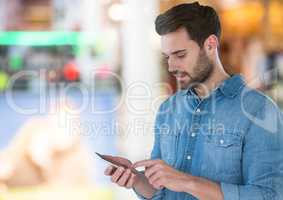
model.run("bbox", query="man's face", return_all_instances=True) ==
[161,27,213,89]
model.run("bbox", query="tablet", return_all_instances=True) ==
[95,152,139,174]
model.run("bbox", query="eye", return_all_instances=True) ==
[177,53,186,58]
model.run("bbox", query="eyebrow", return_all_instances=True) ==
[162,49,187,57]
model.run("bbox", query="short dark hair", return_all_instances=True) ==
[155,2,221,47]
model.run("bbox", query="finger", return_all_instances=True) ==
[152,178,164,190]
[144,164,161,179]
[148,170,163,185]
[117,169,131,187]
[111,167,125,183]
[125,173,137,189]
[133,159,161,168]
[104,165,117,176]
[149,175,164,190]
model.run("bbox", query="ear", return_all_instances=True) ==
[203,35,219,55]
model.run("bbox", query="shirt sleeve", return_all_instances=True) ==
[133,103,167,200]
[221,102,283,200]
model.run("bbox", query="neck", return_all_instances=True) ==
[194,62,230,98]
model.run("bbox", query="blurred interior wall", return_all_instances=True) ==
[0,0,6,29]
[117,0,160,199]
[120,0,159,160]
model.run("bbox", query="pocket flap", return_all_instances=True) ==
[205,133,242,148]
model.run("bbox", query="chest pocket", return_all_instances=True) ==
[205,133,242,148]
[160,133,178,166]
[200,130,243,182]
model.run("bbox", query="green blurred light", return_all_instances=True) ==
[0,32,80,46]
[0,31,107,57]
[9,55,23,71]
[0,71,9,91]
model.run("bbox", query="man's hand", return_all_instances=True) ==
[104,165,157,199]
[132,159,195,192]
[104,165,138,189]
[105,159,223,200]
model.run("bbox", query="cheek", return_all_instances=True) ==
[183,57,197,72]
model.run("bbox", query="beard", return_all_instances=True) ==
[176,49,213,90]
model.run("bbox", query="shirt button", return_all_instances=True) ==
[220,139,224,144]
[187,155,192,160]
[196,108,201,113]
[191,132,196,137]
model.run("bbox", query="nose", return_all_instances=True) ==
[167,58,178,73]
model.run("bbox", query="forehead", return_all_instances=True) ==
[160,28,199,55]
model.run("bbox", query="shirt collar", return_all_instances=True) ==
[181,74,245,98]
[218,74,245,98]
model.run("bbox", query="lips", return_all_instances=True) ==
[174,72,187,80]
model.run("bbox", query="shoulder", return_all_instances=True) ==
[239,85,281,115]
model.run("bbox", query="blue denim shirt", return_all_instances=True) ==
[136,74,283,200]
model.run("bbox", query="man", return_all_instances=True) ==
[104,2,283,199]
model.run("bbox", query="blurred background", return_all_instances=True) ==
[0,0,282,199]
